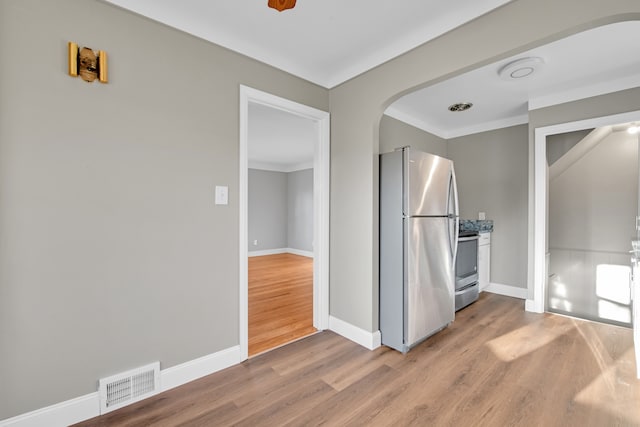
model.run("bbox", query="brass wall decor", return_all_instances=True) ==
[68,42,108,83]
[268,0,296,12]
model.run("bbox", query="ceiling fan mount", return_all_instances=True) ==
[268,0,296,12]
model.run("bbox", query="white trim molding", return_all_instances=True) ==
[248,161,314,173]
[247,248,287,257]
[384,107,448,139]
[484,282,527,300]
[286,248,314,258]
[0,393,99,427]
[240,85,330,362]
[529,74,640,111]
[0,346,242,427]
[329,316,382,350]
[384,108,528,140]
[247,248,313,258]
[161,346,241,392]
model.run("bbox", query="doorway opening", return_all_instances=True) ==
[239,86,330,361]
[530,109,640,318]
[545,124,638,327]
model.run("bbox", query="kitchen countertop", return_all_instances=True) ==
[459,219,494,233]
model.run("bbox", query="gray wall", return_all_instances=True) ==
[329,0,640,334]
[287,169,314,252]
[379,115,447,157]
[549,131,638,252]
[546,129,593,166]
[3,0,640,420]
[248,168,313,253]
[448,125,529,288]
[248,169,288,251]
[530,87,640,130]
[0,0,327,419]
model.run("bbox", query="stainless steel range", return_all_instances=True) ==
[455,231,479,311]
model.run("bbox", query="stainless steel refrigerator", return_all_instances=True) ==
[379,147,459,352]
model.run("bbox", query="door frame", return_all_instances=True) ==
[528,109,640,313]
[239,85,330,361]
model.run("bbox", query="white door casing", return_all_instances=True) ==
[239,85,330,361]
[635,132,640,379]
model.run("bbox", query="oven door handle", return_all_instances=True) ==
[455,282,479,294]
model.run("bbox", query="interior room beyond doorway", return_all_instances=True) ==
[249,253,316,356]
[547,124,639,327]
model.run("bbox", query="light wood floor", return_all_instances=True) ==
[248,253,316,356]
[74,293,640,426]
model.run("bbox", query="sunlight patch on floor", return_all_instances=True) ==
[486,319,574,362]
[575,347,640,425]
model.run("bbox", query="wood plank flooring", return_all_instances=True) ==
[248,253,316,356]
[74,293,640,426]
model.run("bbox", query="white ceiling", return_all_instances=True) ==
[387,21,640,139]
[103,1,640,161]
[248,103,315,172]
[102,0,511,88]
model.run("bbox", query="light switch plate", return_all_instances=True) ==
[478,212,486,220]
[215,186,228,205]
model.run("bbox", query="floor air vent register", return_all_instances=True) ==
[98,361,160,414]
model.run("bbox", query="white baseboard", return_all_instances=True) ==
[484,282,528,299]
[161,345,241,392]
[0,345,242,427]
[329,315,381,350]
[525,298,544,313]
[248,248,313,258]
[285,248,313,258]
[248,248,287,257]
[0,393,99,427]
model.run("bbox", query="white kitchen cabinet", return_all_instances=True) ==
[478,232,491,291]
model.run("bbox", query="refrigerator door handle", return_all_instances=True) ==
[448,171,460,262]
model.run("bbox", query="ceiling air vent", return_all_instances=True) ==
[99,361,160,414]
[448,102,473,112]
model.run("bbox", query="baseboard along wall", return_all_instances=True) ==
[1,346,242,427]
[329,315,381,350]
[3,281,526,427]
[484,282,528,299]
[248,248,313,258]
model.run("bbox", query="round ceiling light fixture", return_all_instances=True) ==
[448,102,473,112]
[498,57,545,81]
